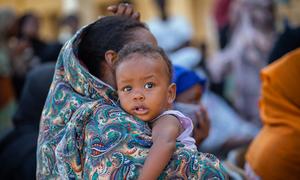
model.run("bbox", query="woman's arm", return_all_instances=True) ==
[138,115,181,180]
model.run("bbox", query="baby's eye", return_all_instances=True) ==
[144,82,155,89]
[122,86,132,92]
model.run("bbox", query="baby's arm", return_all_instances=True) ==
[138,115,181,180]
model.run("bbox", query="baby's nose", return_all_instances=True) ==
[133,91,145,101]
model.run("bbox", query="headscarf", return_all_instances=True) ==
[246,48,300,179]
[37,21,227,179]
[173,65,207,95]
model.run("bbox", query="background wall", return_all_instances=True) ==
[1,0,300,55]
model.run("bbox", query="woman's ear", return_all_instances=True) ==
[167,83,176,104]
[104,50,118,68]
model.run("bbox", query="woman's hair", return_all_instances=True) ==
[115,42,173,84]
[78,16,147,78]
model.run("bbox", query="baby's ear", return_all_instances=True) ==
[104,50,118,68]
[167,83,176,104]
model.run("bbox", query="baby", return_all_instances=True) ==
[115,43,197,179]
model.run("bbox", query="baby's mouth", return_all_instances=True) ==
[132,105,149,115]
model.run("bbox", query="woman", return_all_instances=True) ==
[37,4,227,179]
[208,0,275,126]
[11,12,46,100]
[245,48,300,179]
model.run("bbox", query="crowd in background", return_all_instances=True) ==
[0,0,300,179]
[0,8,79,179]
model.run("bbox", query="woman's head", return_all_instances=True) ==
[115,43,176,121]
[78,16,157,86]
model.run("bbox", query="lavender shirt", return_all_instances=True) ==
[156,110,197,150]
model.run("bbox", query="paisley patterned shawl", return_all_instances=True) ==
[36,24,228,179]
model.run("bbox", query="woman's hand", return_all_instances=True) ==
[107,3,140,21]
[193,104,210,146]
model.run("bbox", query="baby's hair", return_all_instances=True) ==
[115,42,173,83]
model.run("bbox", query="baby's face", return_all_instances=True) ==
[116,53,175,121]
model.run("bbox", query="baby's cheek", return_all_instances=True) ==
[119,97,125,107]
[119,96,130,111]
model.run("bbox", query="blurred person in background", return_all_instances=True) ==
[210,0,232,97]
[200,89,259,159]
[16,12,47,61]
[10,12,46,100]
[58,13,80,44]
[170,65,257,180]
[41,14,80,63]
[173,66,259,159]
[213,0,232,50]
[208,0,276,126]
[245,48,300,180]
[172,65,210,146]
[173,65,207,105]
[0,63,55,180]
[268,24,300,64]
[0,7,17,135]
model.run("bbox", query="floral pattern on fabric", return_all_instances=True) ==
[37,25,228,179]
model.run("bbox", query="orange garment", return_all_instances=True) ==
[246,48,300,179]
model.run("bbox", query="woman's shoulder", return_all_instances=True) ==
[84,101,149,133]
[91,102,127,120]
